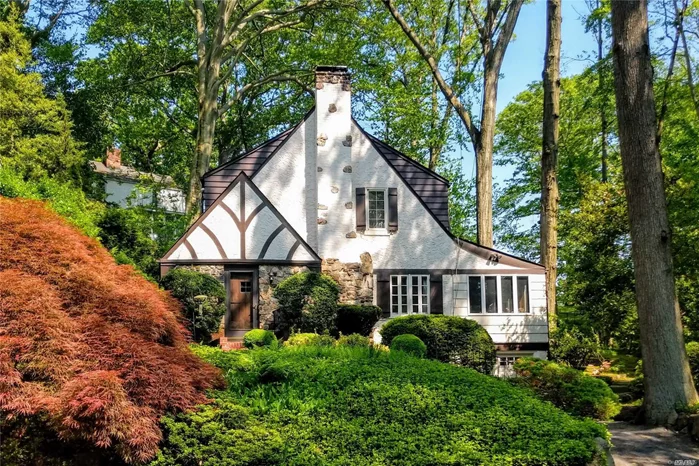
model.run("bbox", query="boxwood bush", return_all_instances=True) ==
[243,329,277,349]
[512,357,622,420]
[380,314,496,374]
[337,333,371,348]
[273,272,340,335]
[153,345,609,466]
[390,334,427,358]
[335,304,382,336]
[284,332,335,347]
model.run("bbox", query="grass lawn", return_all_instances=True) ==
[152,345,609,466]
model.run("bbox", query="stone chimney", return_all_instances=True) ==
[314,66,354,255]
[106,148,122,169]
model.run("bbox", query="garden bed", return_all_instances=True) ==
[153,345,609,466]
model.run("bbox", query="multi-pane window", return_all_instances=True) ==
[367,189,386,229]
[391,275,429,316]
[465,276,530,314]
[240,281,252,293]
[494,355,531,378]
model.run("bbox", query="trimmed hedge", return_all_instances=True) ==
[161,268,226,343]
[155,345,610,466]
[284,332,335,347]
[550,328,601,369]
[513,358,622,420]
[390,334,427,358]
[335,304,382,336]
[243,329,277,349]
[380,314,496,374]
[273,272,340,335]
[337,333,371,347]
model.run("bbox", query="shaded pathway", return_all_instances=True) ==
[609,421,698,465]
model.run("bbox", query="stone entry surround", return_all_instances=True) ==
[175,253,375,336]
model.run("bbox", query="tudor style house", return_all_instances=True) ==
[160,66,548,369]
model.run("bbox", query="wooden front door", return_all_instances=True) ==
[229,273,253,330]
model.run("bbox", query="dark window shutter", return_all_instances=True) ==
[388,188,398,232]
[356,187,366,230]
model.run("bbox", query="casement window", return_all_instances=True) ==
[466,276,530,314]
[367,189,386,229]
[390,275,429,316]
[356,187,398,233]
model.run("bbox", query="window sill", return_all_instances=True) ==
[363,229,391,237]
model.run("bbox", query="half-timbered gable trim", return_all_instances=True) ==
[162,172,320,263]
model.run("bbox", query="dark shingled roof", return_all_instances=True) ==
[200,110,451,230]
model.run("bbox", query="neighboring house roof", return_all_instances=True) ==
[90,161,177,187]
[201,109,452,230]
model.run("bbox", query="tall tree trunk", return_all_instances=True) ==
[610,0,698,424]
[595,6,609,183]
[475,68,498,247]
[541,0,561,330]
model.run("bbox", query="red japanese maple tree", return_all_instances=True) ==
[0,198,223,464]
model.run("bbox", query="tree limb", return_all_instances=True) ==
[382,0,480,144]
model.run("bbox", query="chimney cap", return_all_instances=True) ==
[315,65,348,73]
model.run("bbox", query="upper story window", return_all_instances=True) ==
[367,189,386,230]
[391,274,429,316]
[466,275,530,314]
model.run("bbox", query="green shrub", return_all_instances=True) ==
[550,328,601,369]
[284,332,335,347]
[243,329,278,349]
[273,272,340,335]
[337,333,371,347]
[171,345,609,466]
[390,334,427,358]
[687,341,699,388]
[335,304,382,336]
[161,268,226,343]
[380,314,496,374]
[513,357,622,420]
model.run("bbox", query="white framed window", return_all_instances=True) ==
[494,353,532,378]
[390,275,429,316]
[465,275,531,314]
[366,188,387,230]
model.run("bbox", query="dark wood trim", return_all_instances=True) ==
[495,343,549,352]
[286,240,300,260]
[388,187,398,232]
[200,224,227,259]
[184,240,197,259]
[245,203,267,228]
[241,172,321,262]
[160,259,321,266]
[162,171,321,264]
[220,202,242,228]
[259,224,285,259]
[356,187,366,231]
[240,182,246,260]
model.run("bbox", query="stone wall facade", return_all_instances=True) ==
[174,265,226,284]
[321,252,373,305]
[258,265,311,329]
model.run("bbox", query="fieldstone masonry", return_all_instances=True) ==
[321,253,374,305]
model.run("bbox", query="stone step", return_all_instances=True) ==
[220,338,245,351]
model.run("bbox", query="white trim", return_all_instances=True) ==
[390,274,430,317]
[366,188,388,232]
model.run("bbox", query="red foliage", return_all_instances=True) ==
[0,198,223,464]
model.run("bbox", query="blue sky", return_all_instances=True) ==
[479,0,598,184]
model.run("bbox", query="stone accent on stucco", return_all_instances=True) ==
[321,253,373,305]
[174,265,226,283]
[258,265,311,329]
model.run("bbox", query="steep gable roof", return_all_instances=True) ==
[163,172,320,264]
[359,127,451,230]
